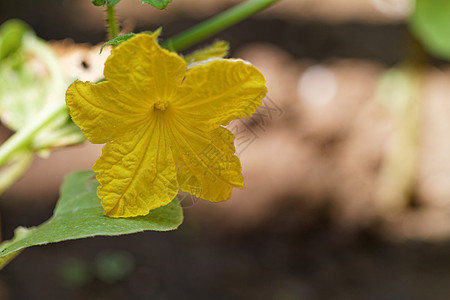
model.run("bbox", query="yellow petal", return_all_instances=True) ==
[93,119,178,218]
[104,33,187,104]
[173,59,267,131]
[168,114,244,202]
[65,81,149,144]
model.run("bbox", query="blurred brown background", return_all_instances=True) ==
[3,0,450,299]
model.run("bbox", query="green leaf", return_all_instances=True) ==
[100,29,160,53]
[0,227,29,269]
[410,0,450,61]
[91,0,105,6]
[100,33,136,53]
[141,0,172,9]
[0,170,183,269]
[92,0,121,6]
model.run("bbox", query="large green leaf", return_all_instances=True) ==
[410,0,450,61]
[0,170,183,269]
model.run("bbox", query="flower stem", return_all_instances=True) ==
[106,4,119,40]
[162,0,282,52]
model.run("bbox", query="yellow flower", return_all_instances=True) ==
[65,33,267,218]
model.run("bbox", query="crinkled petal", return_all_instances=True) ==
[168,114,244,202]
[93,119,178,218]
[65,81,149,144]
[173,59,267,131]
[104,33,187,105]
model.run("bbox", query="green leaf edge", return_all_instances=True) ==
[0,170,183,268]
[100,29,160,53]
[100,33,136,53]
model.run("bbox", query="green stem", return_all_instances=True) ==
[0,102,67,166]
[106,4,119,40]
[162,0,281,52]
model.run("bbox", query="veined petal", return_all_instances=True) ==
[173,59,267,130]
[169,115,244,202]
[65,81,148,144]
[104,33,187,105]
[93,118,178,218]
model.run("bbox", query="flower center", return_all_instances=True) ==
[154,100,169,111]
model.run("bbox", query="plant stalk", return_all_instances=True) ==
[162,0,281,52]
[106,4,119,40]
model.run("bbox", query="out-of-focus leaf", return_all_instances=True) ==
[410,0,450,60]
[0,170,183,269]
[141,0,172,9]
[95,250,134,283]
[0,19,85,150]
[59,258,92,288]
[0,19,31,60]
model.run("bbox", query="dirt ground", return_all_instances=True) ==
[2,0,450,299]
